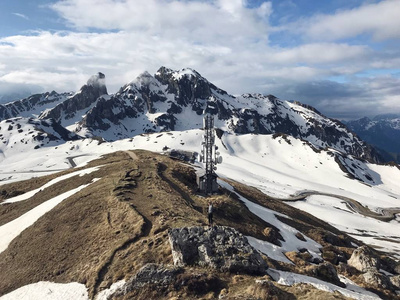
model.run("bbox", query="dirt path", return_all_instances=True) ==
[280,191,400,222]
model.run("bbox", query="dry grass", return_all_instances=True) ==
[0,150,397,299]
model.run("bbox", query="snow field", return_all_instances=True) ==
[2,166,101,204]
[0,176,100,254]
[267,269,380,300]
[0,129,399,259]
[0,282,88,300]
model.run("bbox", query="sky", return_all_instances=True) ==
[0,0,400,120]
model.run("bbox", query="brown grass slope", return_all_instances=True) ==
[0,150,397,299]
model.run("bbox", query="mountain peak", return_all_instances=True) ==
[86,72,107,96]
[156,66,202,81]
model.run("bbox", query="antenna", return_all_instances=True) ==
[197,114,222,195]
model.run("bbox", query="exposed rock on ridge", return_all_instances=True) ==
[0,91,72,121]
[75,67,382,163]
[168,226,268,275]
[39,72,107,125]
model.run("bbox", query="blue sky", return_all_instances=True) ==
[0,0,400,119]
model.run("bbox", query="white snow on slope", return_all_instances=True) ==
[288,195,400,255]
[219,180,322,261]
[95,280,126,300]
[267,269,380,300]
[1,166,100,204]
[0,179,97,254]
[0,130,399,257]
[0,281,88,300]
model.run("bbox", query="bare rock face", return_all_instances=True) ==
[39,72,108,124]
[347,246,380,272]
[107,263,222,299]
[168,226,268,275]
[107,264,182,297]
[390,275,400,290]
[310,262,345,288]
[124,263,182,291]
[362,268,393,291]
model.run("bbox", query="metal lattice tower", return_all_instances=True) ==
[204,114,215,194]
[198,114,222,195]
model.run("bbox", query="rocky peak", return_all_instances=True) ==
[86,72,107,97]
[39,73,108,125]
[155,67,227,106]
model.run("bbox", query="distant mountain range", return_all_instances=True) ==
[345,114,400,163]
[0,67,383,165]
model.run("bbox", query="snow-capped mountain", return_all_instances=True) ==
[346,114,400,163]
[5,66,375,163]
[0,117,79,158]
[0,91,73,120]
[39,72,107,128]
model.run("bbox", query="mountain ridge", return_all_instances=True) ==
[0,67,384,164]
[345,115,400,163]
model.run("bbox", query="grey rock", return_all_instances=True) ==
[125,263,182,291]
[311,262,345,288]
[40,73,108,124]
[168,226,268,275]
[347,246,380,272]
[362,268,393,290]
[108,263,182,298]
[0,91,72,121]
[390,275,400,290]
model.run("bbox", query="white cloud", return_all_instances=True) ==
[51,0,270,45]
[0,0,398,119]
[303,0,400,41]
[268,43,369,64]
[12,13,29,20]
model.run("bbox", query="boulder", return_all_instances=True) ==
[322,245,347,265]
[390,275,400,290]
[168,226,268,275]
[347,246,380,272]
[111,263,182,297]
[362,268,392,291]
[311,262,345,288]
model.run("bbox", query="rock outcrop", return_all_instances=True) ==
[39,72,107,125]
[74,67,383,164]
[390,275,400,290]
[362,268,393,290]
[311,262,345,287]
[347,246,380,272]
[168,226,268,275]
[119,264,182,295]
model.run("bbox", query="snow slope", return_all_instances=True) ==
[1,129,400,299]
[0,282,88,300]
[1,130,399,258]
[0,169,100,253]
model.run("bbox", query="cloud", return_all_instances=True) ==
[267,43,369,64]
[269,76,400,119]
[300,0,400,41]
[12,13,29,20]
[0,0,398,120]
[51,0,271,45]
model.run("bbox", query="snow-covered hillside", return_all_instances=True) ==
[0,67,382,164]
[0,91,72,121]
[346,114,400,163]
[1,130,399,259]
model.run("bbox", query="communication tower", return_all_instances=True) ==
[197,114,222,194]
